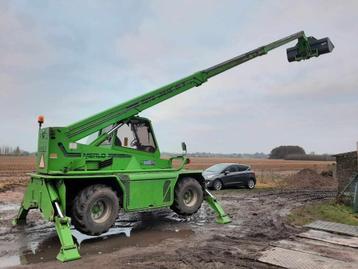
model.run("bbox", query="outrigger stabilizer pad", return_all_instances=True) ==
[55,216,81,262]
[12,178,81,262]
[204,189,232,224]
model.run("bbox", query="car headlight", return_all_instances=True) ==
[205,174,215,179]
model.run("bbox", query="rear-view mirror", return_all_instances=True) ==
[181,142,187,153]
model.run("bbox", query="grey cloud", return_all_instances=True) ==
[1,0,357,154]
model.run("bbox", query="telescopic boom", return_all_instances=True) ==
[65,31,334,141]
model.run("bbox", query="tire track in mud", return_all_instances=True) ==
[164,189,337,268]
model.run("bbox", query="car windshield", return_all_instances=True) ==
[205,163,228,173]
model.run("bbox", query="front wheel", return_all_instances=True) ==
[71,184,119,235]
[246,178,256,189]
[213,179,223,191]
[171,177,203,216]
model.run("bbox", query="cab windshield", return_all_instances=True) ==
[100,119,157,153]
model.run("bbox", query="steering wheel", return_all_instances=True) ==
[130,138,139,147]
[143,146,156,153]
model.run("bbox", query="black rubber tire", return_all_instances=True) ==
[246,178,256,189]
[213,179,223,191]
[171,177,203,216]
[71,184,119,235]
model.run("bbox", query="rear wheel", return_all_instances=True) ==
[71,184,119,235]
[171,177,203,216]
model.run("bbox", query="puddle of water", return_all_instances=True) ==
[0,204,19,212]
[6,227,193,266]
[78,228,193,259]
[0,206,194,267]
[72,226,132,245]
[0,255,21,268]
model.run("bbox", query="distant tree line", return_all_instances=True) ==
[161,145,335,161]
[188,152,268,159]
[284,154,335,161]
[162,152,268,159]
[0,145,30,156]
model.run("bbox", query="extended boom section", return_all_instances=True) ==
[65,31,333,143]
[15,31,334,262]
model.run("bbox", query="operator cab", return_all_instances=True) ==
[100,117,157,153]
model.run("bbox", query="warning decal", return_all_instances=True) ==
[39,154,45,168]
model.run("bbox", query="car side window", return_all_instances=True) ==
[237,165,249,172]
[227,166,237,173]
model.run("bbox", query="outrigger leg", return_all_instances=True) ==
[54,210,81,262]
[12,206,29,225]
[13,177,81,262]
[204,189,231,224]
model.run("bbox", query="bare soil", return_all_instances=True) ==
[0,187,336,269]
[0,156,337,268]
[0,156,34,192]
[284,168,338,190]
[0,156,335,192]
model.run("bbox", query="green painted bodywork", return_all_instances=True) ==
[14,31,333,262]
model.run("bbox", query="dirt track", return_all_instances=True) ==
[0,187,336,269]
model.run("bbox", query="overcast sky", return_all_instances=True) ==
[1,0,357,154]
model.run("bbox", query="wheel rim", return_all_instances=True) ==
[248,179,255,189]
[91,199,111,223]
[183,188,198,207]
[214,181,222,190]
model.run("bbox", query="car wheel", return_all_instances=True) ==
[213,179,223,191]
[247,178,256,189]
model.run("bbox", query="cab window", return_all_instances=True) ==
[114,121,156,153]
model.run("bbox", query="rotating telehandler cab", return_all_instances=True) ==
[14,31,334,262]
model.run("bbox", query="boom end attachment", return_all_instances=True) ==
[287,36,334,62]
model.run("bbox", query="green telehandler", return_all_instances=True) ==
[14,31,334,262]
